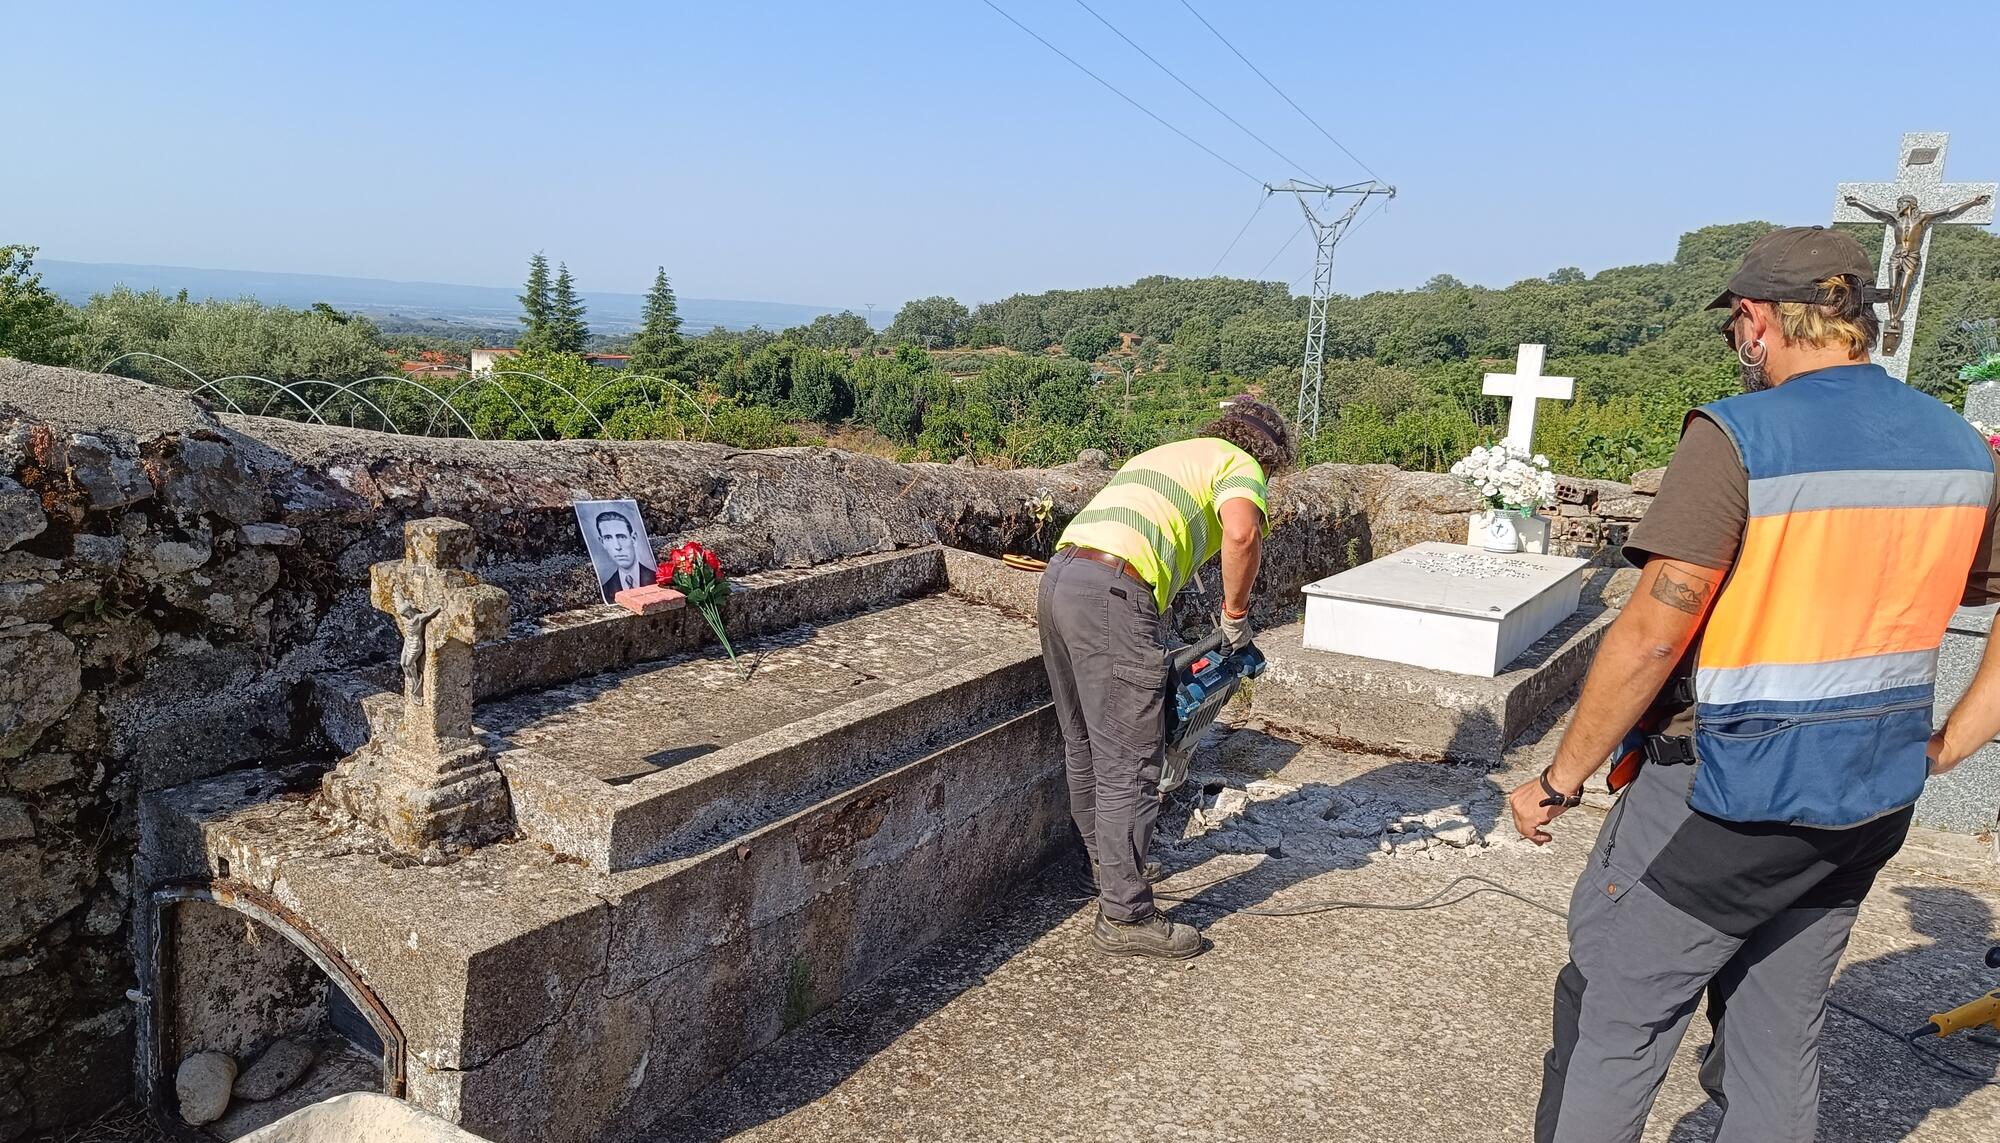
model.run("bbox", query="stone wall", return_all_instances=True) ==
[0,361,1657,1137]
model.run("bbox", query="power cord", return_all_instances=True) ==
[1150,870,2000,1088]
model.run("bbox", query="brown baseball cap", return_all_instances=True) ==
[1706,226,1880,310]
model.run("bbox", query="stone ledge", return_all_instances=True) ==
[1248,603,1617,765]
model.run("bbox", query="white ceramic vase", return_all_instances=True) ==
[1476,510,1523,553]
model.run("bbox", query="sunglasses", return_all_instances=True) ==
[1717,305,1750,351]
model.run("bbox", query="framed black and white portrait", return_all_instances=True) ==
[573,499,659,604]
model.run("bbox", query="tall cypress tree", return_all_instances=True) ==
[549,262,589,355]
[627,266,685,379]
[517,252,552,352]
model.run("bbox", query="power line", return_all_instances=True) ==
[1255,220,1307,279]
[1071,0,1322,184]
[979,0,1262,186]
[1176,0,1384,184]
[1209,194,1268,275]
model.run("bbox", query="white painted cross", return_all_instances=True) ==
[1483,344,1573,455]
[1834,132,1996,383]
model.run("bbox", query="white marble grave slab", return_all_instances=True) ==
[1300,542,1588,677]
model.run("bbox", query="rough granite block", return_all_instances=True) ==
[1250,604,1616,765]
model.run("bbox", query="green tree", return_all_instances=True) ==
[627,267,685,379]
[0,245,76,365]
[73,288,392,384]
[886,295,968,349]
[786,310,875,350]
[727,340,797,406]
[1062,323,1119,362]
[517,252,553,352]
[1028,365,1094,427]
[548,262,588,354]
[788,347,852,422]
[1170,316,1221,373]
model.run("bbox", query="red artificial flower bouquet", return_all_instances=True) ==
[667,540,742,675]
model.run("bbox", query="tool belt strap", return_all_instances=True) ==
[1643,735,1698,766]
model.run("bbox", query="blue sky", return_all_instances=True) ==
[11,0,1998,311]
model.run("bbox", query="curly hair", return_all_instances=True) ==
[1200,397,1296,476]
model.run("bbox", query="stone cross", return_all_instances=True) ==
[1964,381,2000,431]
[1834,132,1996,382]
[369,517,511,756]
[323,517,514,854]
[1482,344,1573,455]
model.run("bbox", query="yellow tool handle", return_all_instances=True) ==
[1927,990,2000,1037]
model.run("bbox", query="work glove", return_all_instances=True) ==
[1219,609,1253,652]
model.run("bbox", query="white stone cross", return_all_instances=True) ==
[1835,132,1996,383]
[1482,344,1573,455]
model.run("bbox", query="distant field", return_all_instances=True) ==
[37,260,854,334]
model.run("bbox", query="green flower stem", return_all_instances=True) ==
[697,601,744,677]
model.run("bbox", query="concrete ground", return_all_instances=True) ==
[655,728,2000,1143]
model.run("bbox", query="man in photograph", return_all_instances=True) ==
[595,508,656,602]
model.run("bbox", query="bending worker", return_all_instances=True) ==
[1037,397,1295,960]
[1512,226,2000,1142]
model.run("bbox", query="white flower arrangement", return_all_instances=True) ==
[1448,445,1557,514]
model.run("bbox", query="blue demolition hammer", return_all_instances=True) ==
[1160,628,1267,797]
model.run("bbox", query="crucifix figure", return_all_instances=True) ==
[1483,344,1573,455]
[1834,132,1997,380]
[369,518,510,757]
[323,516,515,853]
[1841,192,1991,355]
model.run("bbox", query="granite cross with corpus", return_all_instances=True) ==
[1483,344,1573,456]
[1834,132,1996,383]
[370,517,511,758]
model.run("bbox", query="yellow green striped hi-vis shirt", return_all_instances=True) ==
[1056,437,1270,612]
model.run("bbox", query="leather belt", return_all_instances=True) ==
[1064,545,1150,588]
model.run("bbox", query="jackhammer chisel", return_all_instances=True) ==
[1909,946,2000,1040]
[1160,628,1267,798]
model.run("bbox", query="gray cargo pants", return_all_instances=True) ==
[1537,756,1912,1143]
[1036,546,1171,923]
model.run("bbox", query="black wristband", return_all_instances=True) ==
[1538,766,1583,809]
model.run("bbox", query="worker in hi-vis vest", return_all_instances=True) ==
[1037,396,1295,960]
[1514,226,2000,1143]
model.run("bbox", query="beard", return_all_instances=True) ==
[1738,360,1771,393]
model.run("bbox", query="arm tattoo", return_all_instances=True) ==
[1649,566,1717,615]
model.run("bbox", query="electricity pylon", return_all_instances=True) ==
[1268,179,1395,439]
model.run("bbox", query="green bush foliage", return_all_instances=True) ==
[10,222,2000,475]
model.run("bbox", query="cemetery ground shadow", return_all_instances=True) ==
[649,727,1510,1141]
[1145,727,1510,943]
[1664,885,2000,1143]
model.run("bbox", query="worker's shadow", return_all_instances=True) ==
[1667,885,2000,1143]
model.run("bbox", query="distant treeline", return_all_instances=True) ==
[4,222,1996,477]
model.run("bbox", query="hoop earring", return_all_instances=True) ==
[1738,339,1768,369]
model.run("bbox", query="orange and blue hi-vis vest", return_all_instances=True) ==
[1691,363,1994,827]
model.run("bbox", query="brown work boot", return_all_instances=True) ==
[1089,911,1203,960]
